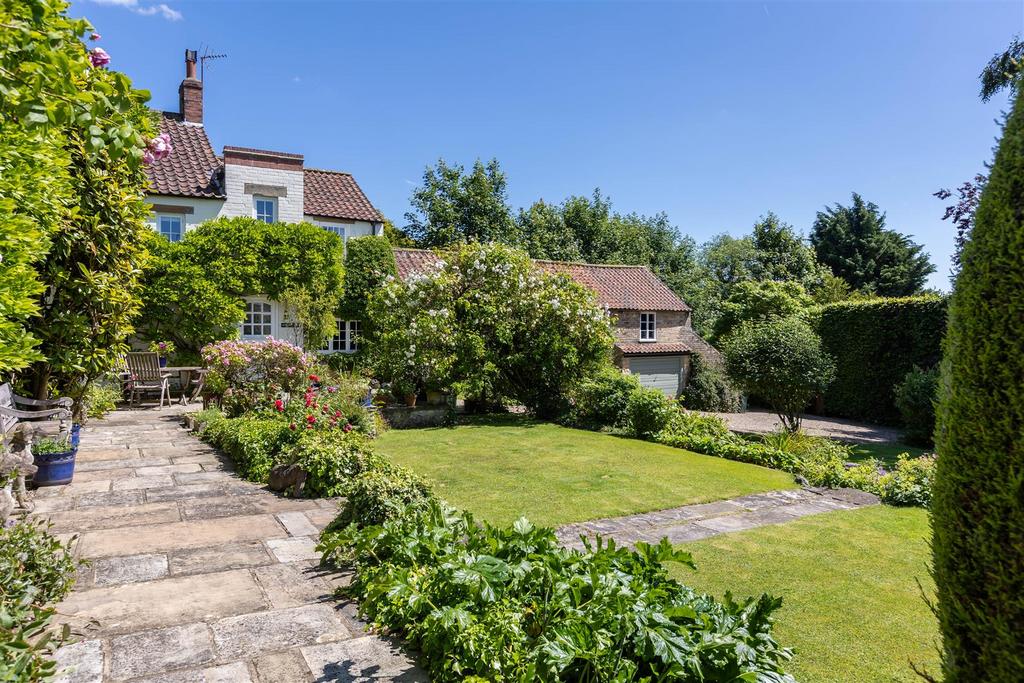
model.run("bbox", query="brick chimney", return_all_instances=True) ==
[178,49,203,124]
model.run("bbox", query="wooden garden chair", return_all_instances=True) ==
[125,352,172,408]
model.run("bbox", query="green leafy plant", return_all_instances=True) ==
[31,436,72,456]
[679,353,741,412]
[201,416,297,481]
[319,500,796,682]
[561,364,641,430]
[723,316,835,431]
[0,518,79,681]
[332,464,432,528]
[286,430,384,498]
[147,340,175,357]
[893,366,939,446]
[624,387,676,439]
[83,378,121,420]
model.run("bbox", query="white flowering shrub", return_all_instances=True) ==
[366,243,613,416]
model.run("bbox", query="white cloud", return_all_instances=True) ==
[91,0,183,21]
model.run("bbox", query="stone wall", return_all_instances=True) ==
[611,309,689,345]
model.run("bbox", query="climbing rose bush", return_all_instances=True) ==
[202,338,314,416]
[366,242,613,416]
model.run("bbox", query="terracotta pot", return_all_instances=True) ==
[404,393,418,407]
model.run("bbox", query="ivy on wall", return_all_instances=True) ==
[813,296,947,424]
[137,217,345,355]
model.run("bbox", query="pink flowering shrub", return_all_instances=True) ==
[202,338,314,416]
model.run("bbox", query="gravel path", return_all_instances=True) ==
[556,487,880,549]
[702,409,904,444]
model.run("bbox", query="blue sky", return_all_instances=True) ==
[76,0,1022,290]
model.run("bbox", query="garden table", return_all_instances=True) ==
[162,366,204,405]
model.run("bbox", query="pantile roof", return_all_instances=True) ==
[393,249,690,312]
[304,169,384,222]
[147,113,223,198]
[147,113,383,223]
[616,342,692,355]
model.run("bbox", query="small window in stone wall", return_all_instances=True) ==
[158,215,183,242]
[640,312,657,341]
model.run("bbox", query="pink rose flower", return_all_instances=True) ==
[146,132,172,162]
[89,47,110,68]
[90,32,101,41]
[142,150,156,166]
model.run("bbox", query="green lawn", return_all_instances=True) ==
[849,442,931,467]
[376,416,796,526]
[668,506,939,683]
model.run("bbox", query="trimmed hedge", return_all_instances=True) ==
[814,296,947,424]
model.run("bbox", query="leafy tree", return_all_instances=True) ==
[136,218,345,354]
[931,84,1024,682]
[749,212,824,287]
[712,280,813,342]
[980,36,1023,102]
[723,316,835,431]
[366,243,613,417]
[1,0,149,377]
[405,158,517,247]
[382,219,416,248]
[810,193,935,296]
[935,175,986,281]
[517,199,583,262]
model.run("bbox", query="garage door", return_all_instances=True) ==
[629,356,682,397]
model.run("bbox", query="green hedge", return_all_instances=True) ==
[814,296,947,424]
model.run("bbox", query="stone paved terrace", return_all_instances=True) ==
[555,487,880,549]
[32,406,426,683]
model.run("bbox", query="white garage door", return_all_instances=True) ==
[629,356,682,397]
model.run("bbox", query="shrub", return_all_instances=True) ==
[318,500,796,681]
[931,85,1024,680]
[876,454,935,507]
[562,364,640,429]
[712,280,813,342]
[679,353,741,412]
[814,296,946,423]
[366,242,613,418]
[206,416,297,481]
[893,366,938,446]
[0,519,79,680]
[334,464,433,528]
[657,412,801,472]
[202,339,315,416]
[625,387,676,439]
[83,378,121,420]
[286,430,385,498]
[339,236,398,323]
[723,316,835,431]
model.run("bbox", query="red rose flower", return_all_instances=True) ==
[343,423,353,433]
[309,374,320,383]
[274,399,284,412]
[306,414,317,424]
[289,423,296,430]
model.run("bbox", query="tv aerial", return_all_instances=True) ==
[198,45,227,81]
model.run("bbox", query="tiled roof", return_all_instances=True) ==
[393,249,690,312]
[304,168,383,222]
[393,248,443,280]
[616,342,692,355]
[535,261,690,312]
[146,112,224,199]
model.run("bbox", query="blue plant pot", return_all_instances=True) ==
[71,423,81,448]
[159,357,168,368]
[33,447,77,487]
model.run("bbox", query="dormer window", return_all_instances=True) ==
[254,196,277,223]
[640,312,657,341]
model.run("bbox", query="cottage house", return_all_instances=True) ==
[393,249,719,397]
[144,50,383,352]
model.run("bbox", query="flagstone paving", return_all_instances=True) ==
[35,406,426,683]
[555,486,880,549]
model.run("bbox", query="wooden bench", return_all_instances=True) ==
[0,384,72,518]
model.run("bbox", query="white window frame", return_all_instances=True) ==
[241,299,273,339]
[320,319,360,354]
[639,312,657,342]
[254,196,277,224]
[157,214,183,242]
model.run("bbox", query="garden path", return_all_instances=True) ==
[32,405,425,683]
[555,486,879,549]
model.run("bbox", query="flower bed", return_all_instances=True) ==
[319,484,797,682]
